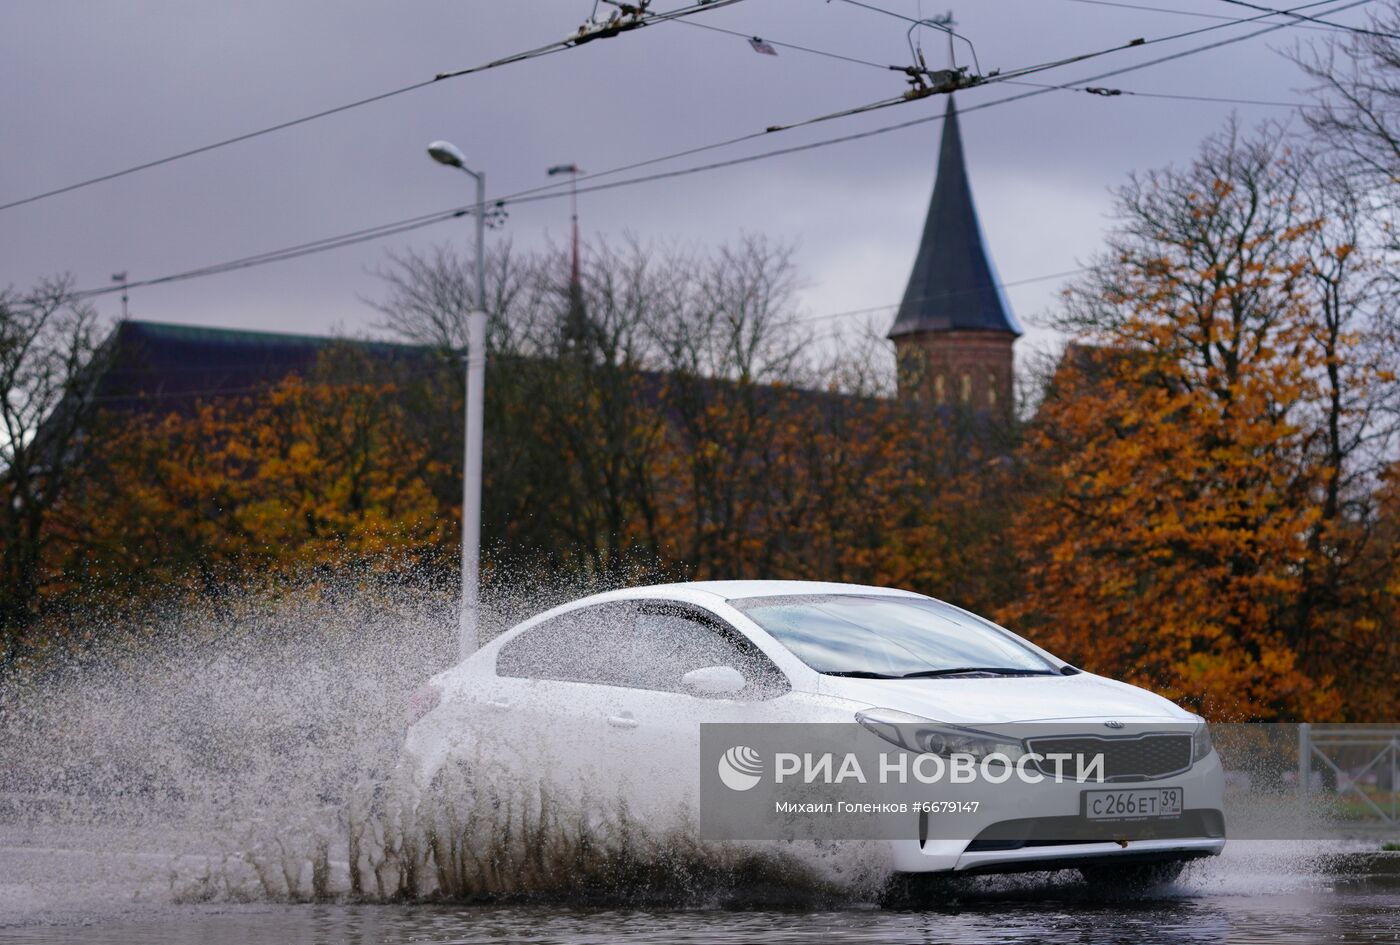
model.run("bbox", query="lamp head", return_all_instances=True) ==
[427,140,467,169]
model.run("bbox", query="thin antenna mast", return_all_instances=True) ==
[547,164,584,284]
[111,272,129,319]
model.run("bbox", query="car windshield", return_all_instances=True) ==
[731,594,1055,677]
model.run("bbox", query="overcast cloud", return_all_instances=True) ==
[0,0,1361,365]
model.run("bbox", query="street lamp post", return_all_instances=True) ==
[427,140,486,660]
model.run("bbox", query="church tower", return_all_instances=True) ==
[889,97,1020,414]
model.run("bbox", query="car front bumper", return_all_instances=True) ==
[885,750,1226,874]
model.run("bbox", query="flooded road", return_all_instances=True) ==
[3,594,1396,943]
[4,843,1398,944]
[3,886,1398,945]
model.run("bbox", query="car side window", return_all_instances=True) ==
[627,605,789,699]
[495,603,635,685]
[497,601,789,698]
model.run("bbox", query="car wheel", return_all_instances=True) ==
[1078,859,1186,890]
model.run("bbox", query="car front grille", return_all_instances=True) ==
[1026,733,1193,782]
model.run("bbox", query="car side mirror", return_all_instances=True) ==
[681,665,746,697]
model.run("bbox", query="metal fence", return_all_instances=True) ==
[1299,724,1400,825]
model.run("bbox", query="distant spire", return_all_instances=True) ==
[548,163,591,350]
[888,97,1020,338]
[570,206,581,289]
[563,192,588,347]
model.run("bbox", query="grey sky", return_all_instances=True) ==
[0,0,1361,366]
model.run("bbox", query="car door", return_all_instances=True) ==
[593,600,797,827]
[491,602,640,806]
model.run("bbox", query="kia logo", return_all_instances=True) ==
[1103,720,1125,729]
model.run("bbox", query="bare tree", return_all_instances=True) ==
[368,233,818,580]
[366,240,553,356]
[0,277,107,654]
[1289,151,1400,667]
[647,233,809,385]
[1292,3,1400,223]
[1056,119,1313,384]
[514,234,674,578]
[641,234,815,575]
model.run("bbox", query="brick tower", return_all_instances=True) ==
[889,97,1020,414]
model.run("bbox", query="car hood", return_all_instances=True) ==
[821,672,1189,724]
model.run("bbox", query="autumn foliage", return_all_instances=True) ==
[1001,125,1399,720]
[52,361,452,600]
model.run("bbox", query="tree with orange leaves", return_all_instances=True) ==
[50,350,451,606]
[1003,122,1397,720]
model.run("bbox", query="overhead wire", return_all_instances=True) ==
[10,0,1352,221]
[0,0,747,215]
[484,0,1366,206]
[70,0,1366,302]
[830,0,932,26]
[759,0,1370,135]
[1000,78,1318,109]
[73,210,471,299]
[497,0,1373,206]
[430,0,747,80]
[793,268,1092,325]
[1211,0,1399,38]
[14,0,1358,226]
[1046,0,1340,31]
[0,78,437,214]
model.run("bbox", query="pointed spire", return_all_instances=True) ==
[888,97,1020,339]
[559,171,591,352]
[563,204,588,347]
[561,260,590,352]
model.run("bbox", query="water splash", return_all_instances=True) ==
[0,572,1386,926]
[0,571,887,919]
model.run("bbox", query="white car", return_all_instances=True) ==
[399,581,1224,890]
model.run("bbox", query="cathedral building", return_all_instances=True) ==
[88,97,1021,423]
[889,97,1020,415]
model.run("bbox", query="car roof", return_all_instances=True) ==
[581,580,928,606]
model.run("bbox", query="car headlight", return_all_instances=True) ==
[855,707,1025,764]
[1191,716,1214,762]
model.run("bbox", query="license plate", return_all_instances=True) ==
[1083,787,1183,821]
